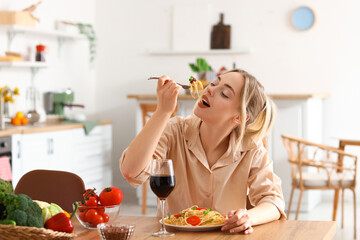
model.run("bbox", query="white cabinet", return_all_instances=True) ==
[11,134,22,187]
[12,124,112,191]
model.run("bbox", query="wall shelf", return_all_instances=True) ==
[0,61,48,68]
[0,25,85,39]
[0,24,85,81]
[0,24,86,53]
[148,47,251,56]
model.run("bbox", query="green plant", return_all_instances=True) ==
[77,23,96,63]
[189,58,212,72]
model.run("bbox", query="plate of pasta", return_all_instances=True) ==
[161,205,227,232]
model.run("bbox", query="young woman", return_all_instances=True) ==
[120,69,286,234]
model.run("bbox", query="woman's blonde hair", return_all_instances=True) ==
[229,69,276,147]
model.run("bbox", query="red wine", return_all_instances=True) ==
[150,175,175,199]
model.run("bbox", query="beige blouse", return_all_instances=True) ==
[120,115,286,219]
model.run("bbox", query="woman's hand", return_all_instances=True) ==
[156,75,181,115]
[221,209,253,234]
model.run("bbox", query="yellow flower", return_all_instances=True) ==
[14,87,20,96]
[0,86,19,103]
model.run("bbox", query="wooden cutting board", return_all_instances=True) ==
[0,56,23,61]
[211,13,231,49]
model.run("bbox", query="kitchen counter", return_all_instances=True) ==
[0,120,112,137]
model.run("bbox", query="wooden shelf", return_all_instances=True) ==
[148,47,251,56]
[0,24,85,39]
[0,61,48,68]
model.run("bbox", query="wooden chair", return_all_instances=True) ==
[333,139,360,221]
[139,103,178,215]
[14,169,85,212]
[281,135,358,239]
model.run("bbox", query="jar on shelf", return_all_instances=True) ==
[35,44,46,62]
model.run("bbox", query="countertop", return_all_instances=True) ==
[0,120,112,137]
[127,93,331,100]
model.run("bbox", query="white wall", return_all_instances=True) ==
[0,0,96,118]
[95,0,360,203]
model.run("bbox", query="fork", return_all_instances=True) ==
[148,77,190,89]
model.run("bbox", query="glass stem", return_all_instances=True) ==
[160,199,166,233]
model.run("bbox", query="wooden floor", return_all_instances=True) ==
[120,200,358,240]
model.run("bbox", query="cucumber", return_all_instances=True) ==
[0,219,16,226]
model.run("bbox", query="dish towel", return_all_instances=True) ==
[0,156,12,181]
[63,120,100,135]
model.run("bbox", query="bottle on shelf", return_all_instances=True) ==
[35,44,46,62]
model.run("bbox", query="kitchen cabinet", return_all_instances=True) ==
[11,124,112,191]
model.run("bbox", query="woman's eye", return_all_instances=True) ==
[221,92,229,98]
[210,83,216,86]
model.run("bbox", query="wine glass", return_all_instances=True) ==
[149,159,175,237]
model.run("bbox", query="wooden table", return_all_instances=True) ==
[73,216,336,240]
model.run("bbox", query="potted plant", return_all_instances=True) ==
[189,58,217,85]
[56,21,96,64]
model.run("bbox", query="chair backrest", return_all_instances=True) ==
[14,169,85,212]
[281,134,358,188]
[140,103,178,127]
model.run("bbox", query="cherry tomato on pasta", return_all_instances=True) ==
[186,216,201,226]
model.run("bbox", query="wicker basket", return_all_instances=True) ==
[0,224,76,240]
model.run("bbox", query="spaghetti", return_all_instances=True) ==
[164,205,226,226]
[188,76,204,102]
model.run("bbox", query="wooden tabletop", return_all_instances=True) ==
[73,216,336,240]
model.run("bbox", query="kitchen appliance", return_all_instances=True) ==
[44,90,85,116]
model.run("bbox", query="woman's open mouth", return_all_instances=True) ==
[198,96,210,108]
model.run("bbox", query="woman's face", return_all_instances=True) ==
[194,72,245,125]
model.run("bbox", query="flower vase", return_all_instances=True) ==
[4,102,10,118]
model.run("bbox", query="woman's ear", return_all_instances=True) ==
[233,113,250,124]
[233,114,241,125]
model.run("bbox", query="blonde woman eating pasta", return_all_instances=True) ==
[120,69,286,235]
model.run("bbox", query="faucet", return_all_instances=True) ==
[0,87,14,130]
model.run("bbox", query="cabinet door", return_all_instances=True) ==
[11,134,22,188]
[65,125,112,190]
[20,132,54,175]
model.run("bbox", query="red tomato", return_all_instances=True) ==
[102,213,109,223]
[174,214,182,218]
[97,206,105,215]
[196,208,207,210]
[78,203,86,212]
[99,187,123,206]
[79,211,86,222]
[85,196,98,206]
[85,209,98,223]
[83,188,99,200]
[91,214,104,227]
[186,216,201,226]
